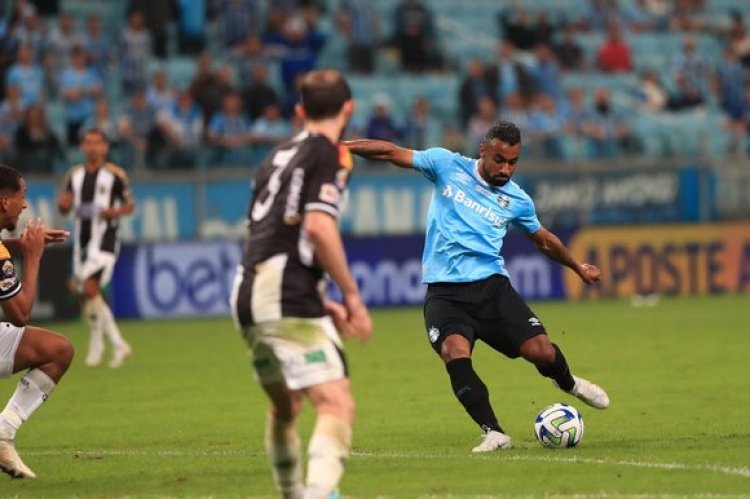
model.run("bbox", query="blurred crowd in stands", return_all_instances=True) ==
[0,0,748,173]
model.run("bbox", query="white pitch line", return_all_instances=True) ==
[21,449,750,479]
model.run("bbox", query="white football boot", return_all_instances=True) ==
[471,429,513,452]
[0,438,36,479]
[557,375,610,409]
[109,342,132,368]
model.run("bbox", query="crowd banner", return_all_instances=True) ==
[564,223,750,299]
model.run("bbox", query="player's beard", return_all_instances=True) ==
[482,162,510,187]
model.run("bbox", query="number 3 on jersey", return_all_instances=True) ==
[251,146,300,222]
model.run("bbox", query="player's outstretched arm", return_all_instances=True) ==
[527,227,601,285]
[343,139,415,169]
[304,211,373,342]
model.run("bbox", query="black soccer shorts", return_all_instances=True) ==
[423,274,547,358]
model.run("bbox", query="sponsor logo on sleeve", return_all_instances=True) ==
[319,183,340,204]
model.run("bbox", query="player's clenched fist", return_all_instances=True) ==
[579,263,601,284]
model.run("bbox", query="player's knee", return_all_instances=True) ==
[271,396,301,422]
[55,337,75,368]
[520,336,555,365]
[440,335,471,363]
[82,279,100,299]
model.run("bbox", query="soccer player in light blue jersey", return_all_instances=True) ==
[345,121,609,452]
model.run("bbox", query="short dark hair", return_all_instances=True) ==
[484,120,522,146]
[0,165,23,194]
[81,127,109,143]
[299,70,352,120]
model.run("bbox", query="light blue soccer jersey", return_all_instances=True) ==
[413,147,542,284]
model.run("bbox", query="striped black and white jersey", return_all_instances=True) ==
[63,162,133,263]
[234,131,353,326]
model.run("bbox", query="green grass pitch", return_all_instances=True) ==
[2,295,749,497]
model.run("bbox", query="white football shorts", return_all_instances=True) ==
[0,322,25,378]
[240,317,347,390]
[74,251,117,291]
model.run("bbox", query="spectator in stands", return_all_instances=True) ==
[175,0,207,55]
[365,93,402,142]
[82,15,113,82]
[264,15,326,99]
[467,96,498,152]
[562,87,593,158]
[671,36,713,103]
[14,103,63,173]
[500,92,531,136]
[667,73,705,110]
[727,10,750,69]
[597,24,632,73]
[717,45,746,156]
[0,85,24,131]
[498,6,537,51]
[190,56,235,121]
[441,124,466,156]
[6,44,44,107]
[146,70,176,114]
[207,91,252,166]
[119,10,153,95]
[637,69,667,113]
[228,35,269,97]
[10,9,45,61]
[393,0,437,73]
[490,40,534,107]
[155,91,204,169]
[403,96,441,150]
[0,86,21,161]
[553,26,584,72]
[127,0,172,59]
[242,64,278,121]
[528,93,565,159]
[337,0,380,74]
[60,47,103,145]
[249,102,292,162]
[118,90,157,169]
[80,98,119,148]
[530,44,562,103]
[623,0,665,32]
[584,88,631,158]
[44,12,83,96]
[214,0,260,48]
[669,0,705,32]
[459,58,495,129]
[579,0,623,32]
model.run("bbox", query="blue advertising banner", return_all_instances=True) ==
[112,241,243,319]
[111,232,568,318]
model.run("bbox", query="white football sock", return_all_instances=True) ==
[0,369,56,439]
[101,299,125,348]
[265,413,303,499]
[83,298,104,360]
[94,295,126,349]
[303,414,352,499]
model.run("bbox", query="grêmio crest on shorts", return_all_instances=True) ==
[0,242,21,301]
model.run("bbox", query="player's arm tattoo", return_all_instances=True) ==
[342,139,414,168]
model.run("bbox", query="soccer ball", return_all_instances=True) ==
[534,403,584,449]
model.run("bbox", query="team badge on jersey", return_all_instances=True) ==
[498,195,511,208]
[2,260,15,277]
